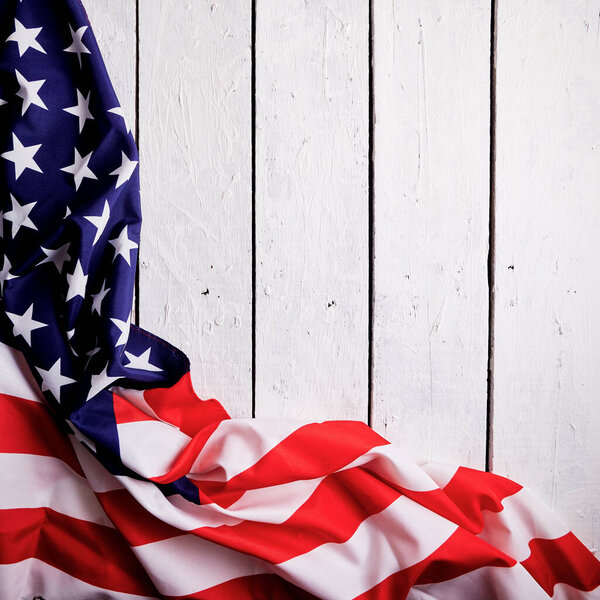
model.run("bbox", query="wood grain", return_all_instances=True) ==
[84,0,136,137]
[494,0,600,550]
[138,1,253,417]
[89,0,600,550]
[254,0,370,420]
[371,0,491,468]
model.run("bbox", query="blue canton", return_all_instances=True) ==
[0,0,192,492]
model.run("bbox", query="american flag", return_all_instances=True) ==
[0,1,599,598]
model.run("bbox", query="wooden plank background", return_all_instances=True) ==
[87,0,600,551]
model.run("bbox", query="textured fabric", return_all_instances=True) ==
[0,1,599,598]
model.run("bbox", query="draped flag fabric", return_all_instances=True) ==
[0,1,599,598]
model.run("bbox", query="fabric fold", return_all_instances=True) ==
[0,1,599,598]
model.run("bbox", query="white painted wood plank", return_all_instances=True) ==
[255,0,369,420]
[371,0,490,468]
[83,0,136,137]
[494,1,600,550]
[138,2,253,417]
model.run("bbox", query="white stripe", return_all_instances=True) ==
[189,422,426,495]
[112,385,162,421]
[220,474,325,521]
[112,471,324,532]
[0,453,113,528]
[0,558,158,600]
[477,487,570,562]
[132,533,269,595]
[117,420,191,479]
[407,563,551,600]
[170,474,326,526]
[70,436,125,493]
[552,582,600,599]
[422,461,460,489]
[0,341,44,403]
[339,443,441,492]
[187,418,310,482]
[273,494,457,600]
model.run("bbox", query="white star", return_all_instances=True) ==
[6,303,47,346]
[84,199,110,245]
[91,280,110,315]
[1,133,42,180]
[6,18,46,57]
[4,194,37,238]
[110,151,138,189]
[110,317,129,347]
[108,106,131,133]
[0,257,17,294]
[63,89,93,132]
[0,99,6,107]
[36,358,75,402]
[61,148,96,190]
[87,363,120,401]
[124,348,162,373]
[64,24,90,67]
[15,70,47,116]
[65,206,71,218]
[37,243,71,273]
[66,259,88,302]
[108,225,138,266]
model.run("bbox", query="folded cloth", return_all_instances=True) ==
[0,0,598,598]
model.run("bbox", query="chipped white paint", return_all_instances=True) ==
[89,1,599,548]
[371,0,490,468]
[137,2,253,417]
[494,1,600,550]
[255,0,369,420]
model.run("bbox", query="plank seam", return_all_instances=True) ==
[133,0,140,327]
[251,0,257,419]
[367,0,374,428]
[486,0,498,473]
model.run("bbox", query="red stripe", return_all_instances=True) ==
[144,373,229,437]
[149,420,222,484]
[168,573,319,600]
[521,532,600,595]
[196,466,401,563]
[192,421,390,508]
[98,488,184,546]
[99,466,400,561]
[440,466,522,533]
[0,507,159,596]
[0,393,84,477]
[390,487,475,533]
[354,527,516,600]
[113,389,156,424]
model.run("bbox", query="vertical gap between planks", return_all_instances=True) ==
[486,0,498,473]
[367,0,374,428]
[133,0,140,327]
[251,0,257,419]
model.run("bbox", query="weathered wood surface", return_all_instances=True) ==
[494,0,600,549]
[254,0,369,420]
[85,0,136,138]
[138,2,253,418]
[371,0,490,469]
[89,0,599,550]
